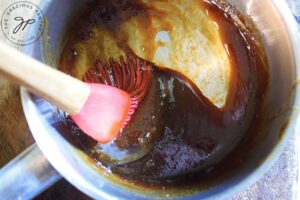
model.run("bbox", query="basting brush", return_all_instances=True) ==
[0,42,151,143]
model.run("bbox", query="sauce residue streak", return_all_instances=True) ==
[58,0,269,189]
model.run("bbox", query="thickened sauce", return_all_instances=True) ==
[58,0,269,188]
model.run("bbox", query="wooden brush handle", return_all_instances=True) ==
[0,42,90,115]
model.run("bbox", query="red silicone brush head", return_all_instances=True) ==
[74,56,151,143]
[70,84,131,143]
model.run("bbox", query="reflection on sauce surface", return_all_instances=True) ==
[58,0,269,188]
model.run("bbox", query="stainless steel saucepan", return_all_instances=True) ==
[0,0,299,199]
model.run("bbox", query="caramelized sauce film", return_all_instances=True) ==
[58,0,269,187]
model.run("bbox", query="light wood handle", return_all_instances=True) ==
[0,42,90,115]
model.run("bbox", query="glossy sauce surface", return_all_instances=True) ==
[58,0,269,187]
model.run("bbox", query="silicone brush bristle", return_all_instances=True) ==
[83,55,152,129]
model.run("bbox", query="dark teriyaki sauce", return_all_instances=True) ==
[58,0,269,188]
